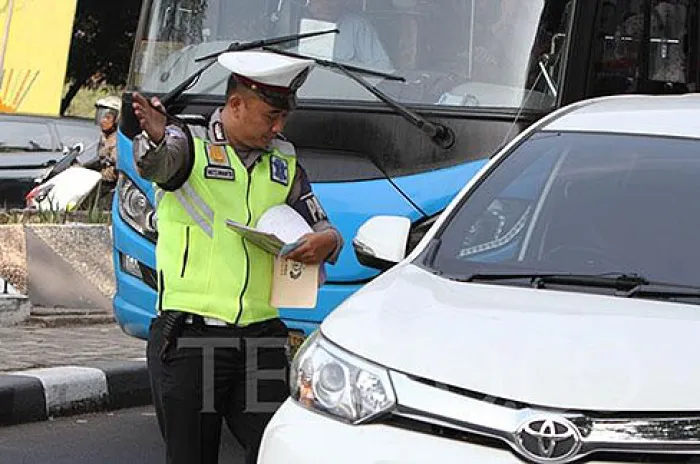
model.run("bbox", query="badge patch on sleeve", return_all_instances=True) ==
[270,156,289,186]
[300,192,328,223]
[212,121,226,142]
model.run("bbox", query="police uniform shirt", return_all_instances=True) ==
[135,109,343,263]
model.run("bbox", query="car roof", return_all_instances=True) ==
[544,94,700,140]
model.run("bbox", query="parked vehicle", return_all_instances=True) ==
[113,0,700,343]
[0,114,99,208]
[260,94,700,463]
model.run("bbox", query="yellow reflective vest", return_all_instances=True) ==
[154,136,297,326]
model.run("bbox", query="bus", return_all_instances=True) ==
[113,0,698,344]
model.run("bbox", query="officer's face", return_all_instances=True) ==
[228,93,288,149]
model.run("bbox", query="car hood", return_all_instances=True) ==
[322,264,700,411]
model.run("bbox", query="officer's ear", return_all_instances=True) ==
[227,93,245,114]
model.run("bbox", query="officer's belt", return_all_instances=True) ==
[184,314,229,327]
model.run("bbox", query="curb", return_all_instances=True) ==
[0,360,151,426]
[0,293,30,327]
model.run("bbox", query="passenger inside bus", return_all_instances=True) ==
[301,0,394,71]
[471,0,544,87]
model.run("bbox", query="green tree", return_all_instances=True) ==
[61,0,143,115]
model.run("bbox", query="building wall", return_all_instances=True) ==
[0,0,78,115]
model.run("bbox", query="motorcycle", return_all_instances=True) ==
[24,141,109,212]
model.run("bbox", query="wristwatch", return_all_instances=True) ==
[135,130,165,169]
[143,130,166,150]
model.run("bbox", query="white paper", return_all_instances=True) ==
[256,204,312,244]
[225,205,312,256]
[299,18,337,60]
[226,205,320,308]
[224,220,286,255]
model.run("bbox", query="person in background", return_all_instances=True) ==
[305,0,393,71]
[94,96,121,186]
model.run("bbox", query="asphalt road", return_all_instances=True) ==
[0,406,244,463]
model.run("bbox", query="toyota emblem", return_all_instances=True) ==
[515,415,582,463]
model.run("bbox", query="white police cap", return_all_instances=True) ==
[218,50,315,109]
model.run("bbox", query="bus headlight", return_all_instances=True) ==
[117,175,157,242]
[290,331,396,424]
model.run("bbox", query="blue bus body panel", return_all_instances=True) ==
[112,130,489,338]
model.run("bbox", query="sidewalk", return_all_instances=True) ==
[0,318,150,426]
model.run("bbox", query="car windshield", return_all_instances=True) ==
[55,122,98,149]
[427,131,700,288]
[0,120,56,152]
[130,0,573,109]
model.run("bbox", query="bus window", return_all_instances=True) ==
[589,0,697,96]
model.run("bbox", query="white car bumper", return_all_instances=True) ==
[260,399,524,464]
[260,399,652,464]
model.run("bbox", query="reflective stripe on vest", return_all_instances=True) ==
[182,181,214,222]
[155,188,165,206]
[173,186,214,238]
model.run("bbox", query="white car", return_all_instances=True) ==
[259,95,700,464]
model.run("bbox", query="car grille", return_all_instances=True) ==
[386,371,700,463]
[381,414,700,462]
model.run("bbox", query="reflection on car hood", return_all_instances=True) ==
[322,264,700,411]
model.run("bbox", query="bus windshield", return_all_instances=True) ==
[130,0,573,110]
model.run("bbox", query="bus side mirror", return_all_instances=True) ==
[353,216,411,271]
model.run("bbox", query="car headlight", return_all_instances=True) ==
[117,175,157,242]
[290,331,396,424]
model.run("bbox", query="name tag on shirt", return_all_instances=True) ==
[205,166,235,181]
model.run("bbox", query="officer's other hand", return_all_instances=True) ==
[283,230,337,265]
[132,92,167,144]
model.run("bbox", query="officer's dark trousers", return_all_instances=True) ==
[147,313,290,464]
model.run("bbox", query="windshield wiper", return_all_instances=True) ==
[623,282,700,300]
[462,272,650,290]
[461,272,700,301]
[263,47,456,150]
[159,29,339,109]
[263,47,402,81]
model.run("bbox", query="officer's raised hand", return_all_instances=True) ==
[283,230,338,265]
[132,92,167,143]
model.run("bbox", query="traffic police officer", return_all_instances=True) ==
[131,50,343,464]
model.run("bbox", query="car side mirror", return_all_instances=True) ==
[353,216,411,271]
